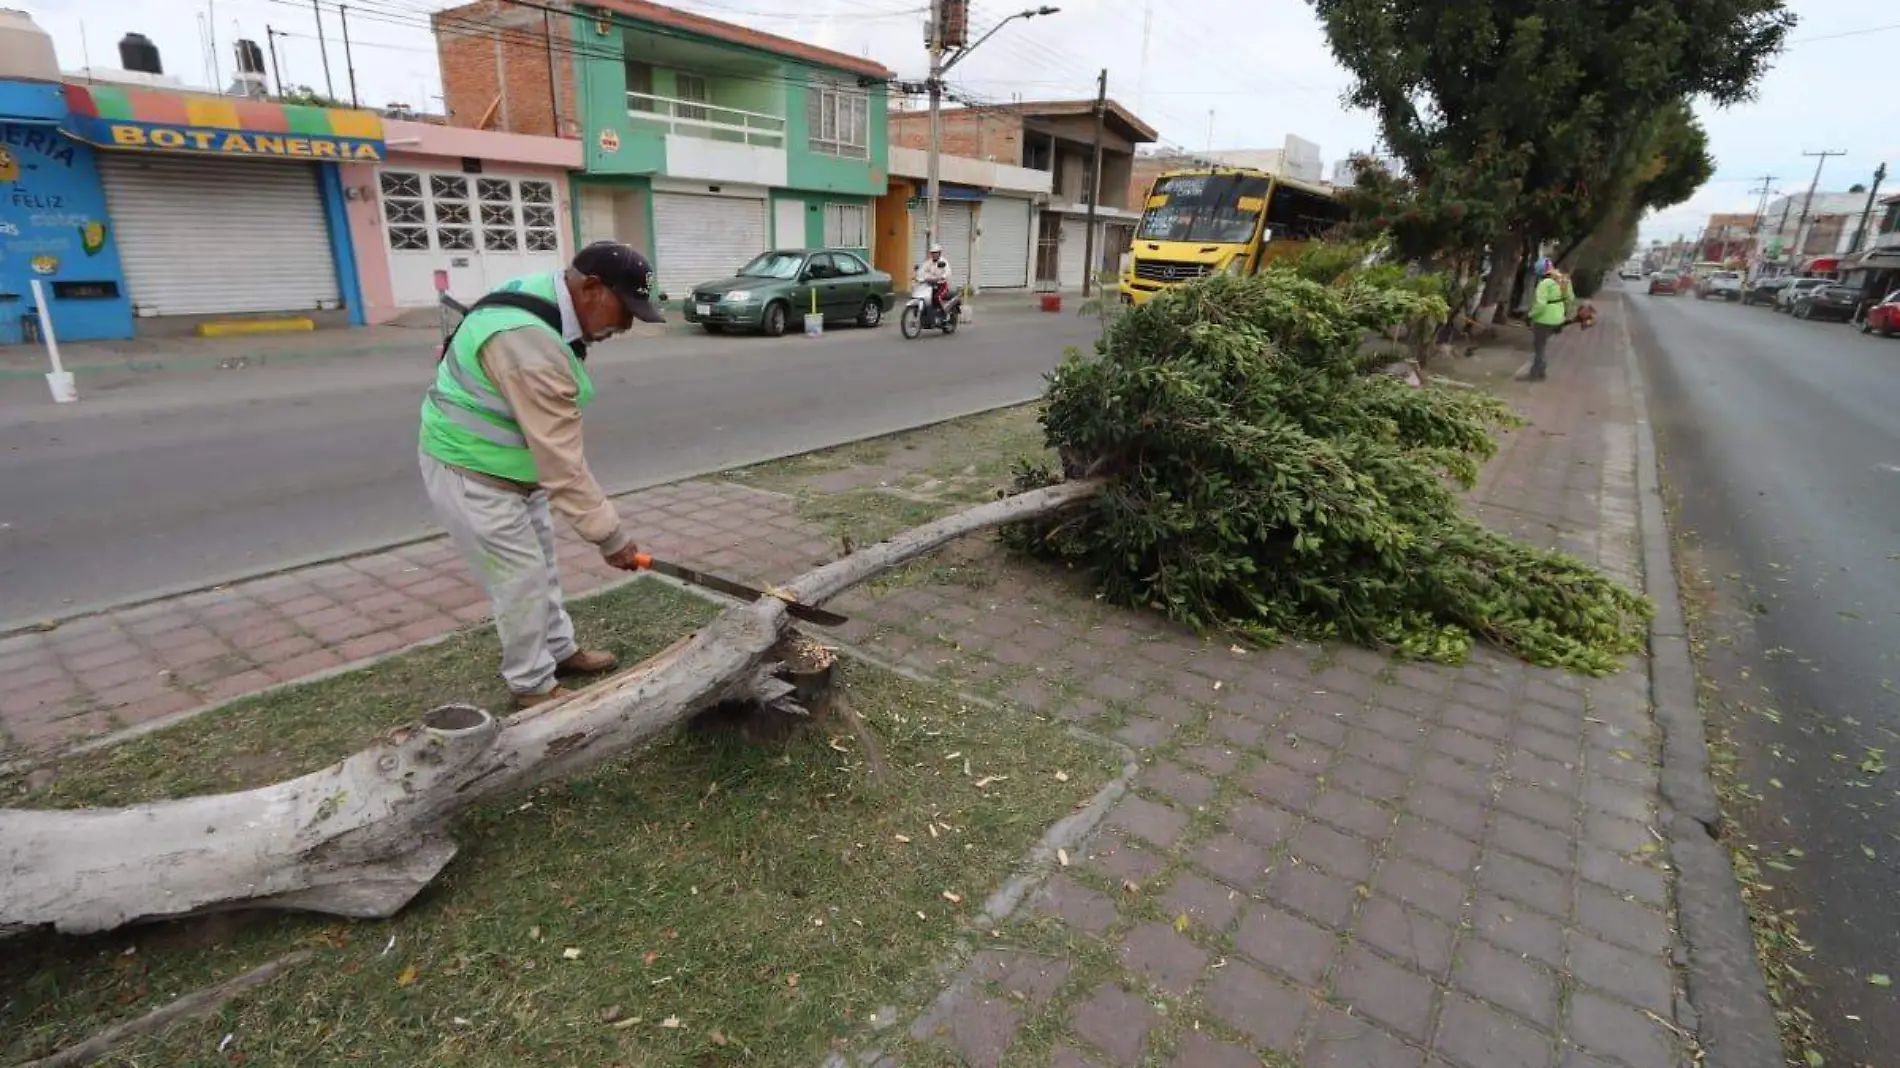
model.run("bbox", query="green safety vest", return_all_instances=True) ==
[1530,276,1567,326]
[419,272,596,484]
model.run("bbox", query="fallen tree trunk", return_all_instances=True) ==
[0,479,1102,938]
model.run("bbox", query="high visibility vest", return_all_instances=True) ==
[418,272,595,484]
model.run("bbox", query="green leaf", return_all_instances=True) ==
[1872,973,1893,988]
[1805,1049,1824,1067]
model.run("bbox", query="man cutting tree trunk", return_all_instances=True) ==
[418,241,666,708]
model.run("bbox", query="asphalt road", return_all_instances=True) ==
[1628,287,1900,1065]
[0,309,1100,627]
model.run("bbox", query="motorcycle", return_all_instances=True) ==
[900,272,960,339]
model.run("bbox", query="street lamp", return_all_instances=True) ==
[924,5,1062,267]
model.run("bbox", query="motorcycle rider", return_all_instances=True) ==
[921,242,952,322]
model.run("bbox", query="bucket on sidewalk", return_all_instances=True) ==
[1039,293,1062,313]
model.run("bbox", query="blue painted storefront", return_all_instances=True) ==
[0,82,132,344]
[0,78,383,344]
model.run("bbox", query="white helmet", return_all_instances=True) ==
[929,243,944,254]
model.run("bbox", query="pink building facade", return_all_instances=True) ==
[342,120,582,325]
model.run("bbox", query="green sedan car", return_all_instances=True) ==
[682,248,896,336]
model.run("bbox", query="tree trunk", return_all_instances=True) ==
[0,480,1103,939]
[1475,242,1522,325]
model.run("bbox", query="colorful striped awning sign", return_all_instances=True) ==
[61,84,385,161]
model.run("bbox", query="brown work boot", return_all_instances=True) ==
[514,685,576,711]
[557,649,618,675]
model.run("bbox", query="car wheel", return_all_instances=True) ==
[762,302,788,338]
[858,298,883,328]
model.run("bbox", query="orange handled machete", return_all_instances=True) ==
[632,553,847,627]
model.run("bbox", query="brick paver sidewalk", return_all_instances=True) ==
[1,303,1684,1068]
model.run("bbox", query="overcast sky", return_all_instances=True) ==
[24,0,1898,243]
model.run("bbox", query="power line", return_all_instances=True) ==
[1788,20,1900,45]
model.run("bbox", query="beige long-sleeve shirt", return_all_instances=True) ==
[463,324,631,556]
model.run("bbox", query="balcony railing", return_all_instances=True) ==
[626,91,785,148]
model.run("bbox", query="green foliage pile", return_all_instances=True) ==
[1006,268,1650,674]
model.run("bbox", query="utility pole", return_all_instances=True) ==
[1848,163,1887,254]
[925,0,944,260]
[1747,174,1777,259]
[339,5,360,107]
[311,0,335,99]
[1081,68,1106,297]
[265,25,284,97]
[1135,0,1151,116]
[923,5,1060,276]
[1796,149,1846,254]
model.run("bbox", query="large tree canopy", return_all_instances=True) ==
[1310,0,1789,271]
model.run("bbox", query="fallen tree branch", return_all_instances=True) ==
[0,479,1102,937]
[21,950,314,1068]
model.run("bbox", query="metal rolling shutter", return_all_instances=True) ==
[908,201,974,289]
[100,155,338,317]
[651,192,766,294]
[977,196,1031,288]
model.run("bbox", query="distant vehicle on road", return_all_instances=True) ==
[1648,269,1684,295]
[1775,277,1835,313]
[681,248,894,337]
[1741,276,1791,306]
[1790,284,1861,322]
[1619,261,1644,280]
[1860,290,1900,337]
[1698,270,1743,301]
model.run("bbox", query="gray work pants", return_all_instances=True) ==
[419,450,578,695]
[1530,322,1556,379]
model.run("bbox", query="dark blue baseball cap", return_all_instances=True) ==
[573,240,666,323]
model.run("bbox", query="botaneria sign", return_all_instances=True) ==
[95,122,384,160]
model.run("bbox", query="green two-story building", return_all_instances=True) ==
[435,0,891,296]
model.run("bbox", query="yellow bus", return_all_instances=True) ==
[1118,167,1352,305]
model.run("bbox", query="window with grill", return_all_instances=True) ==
[430,174,473,252]
[517,180,559,252]
[480,181,518,251]
[824,202,867,248]
[807,77,869,158]
[380,171,428,250]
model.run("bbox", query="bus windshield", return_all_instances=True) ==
[1137,173,1271,244]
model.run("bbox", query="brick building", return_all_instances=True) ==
[433,0,894,297]
[888,99,1156,288]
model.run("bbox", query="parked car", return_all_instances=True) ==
[1648,269,1683,295]
[682,249,894,337]
[1698,270,1743,301]
[1860,290,1900,337]
[1791,284,1861,322]
[1775,277,1835,313]
[1741,276,1790,306]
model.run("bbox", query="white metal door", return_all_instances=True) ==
[774,198,806,248]
[652,192,767,293]
[977,196,1031,289]
[1059,216,1091,290]
[100,155,337,317]
[382,170,566,308]
[909,201,973,289]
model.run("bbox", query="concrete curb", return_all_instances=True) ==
[0,397,1046,638]
[1619,302,1782,1068]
